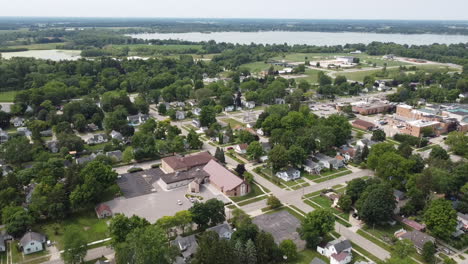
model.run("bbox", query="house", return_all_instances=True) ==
[339,146,355,161]
[39,129,53,137]
[17,127,32,137]
[106,150,123,162]
[395,229,435,253]
[176,111,185,120]
[352,119,375,131]
[454,213,468,237]
[246,122,256,129]
[234,143,248,154]
[275,98,286,104]
[110,130,123,141]
[193,108,202,116]
[206,223,233,240]
[393,189,408,214]
[161,152,213,173]
[259,155,268,163]
[95,204,112,219]
[225,106,235,112]
[76,153,97,165]
[0,235,5,252]
[11,117,25,127]
[87,133,108,145]
[204,160,249,196]
[172,235,198,262]
[158,167,209,190]
[0,129,9,143]
[127,113,149,126]
[317,239,352,264]
[19,232,46,255]
[243,101,256,109]
[276,168,301,181]
[315,153,345,170]
[87,123,99,132]
[46,140,60,153]
[356,139,377,149]
[304,159,324,174]
[192,119,201,128]
[256,128,264,136]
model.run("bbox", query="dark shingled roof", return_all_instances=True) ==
[20,232,46,247]
[162,152,213,171]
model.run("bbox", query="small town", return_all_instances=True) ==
[0,3,467,264]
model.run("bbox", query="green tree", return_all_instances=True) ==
[189,198,225,230]
[214,147,226,163]
[247,141,264,161]
[337,195,352,212]
[429,145,449,160]
[62,228,88,264]
[299,209,335,248]
[445,131,468,157]
[268,145,288,172]
[192,231,234,264]
[424,199,457,239]
[2,206,34,237]
[245,239,258,264]
[158,103,167,115]
[109,214,150,245]
[356,183,396,225]
[255,231,282,264]
[371,129,386,141]
[122,146,134,163]
[266,195,282,209]
[0,136,33,165]
[346,178,368,203]
[287,145,307,167]
[115,225,177,264]
[200,106,217,127]
[392,239,415,259]
[279,239,298,262]
[187,129,203,149]
[398,142,413,158]
[422,241,436,264]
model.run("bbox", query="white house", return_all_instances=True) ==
[206,223,233,240]
[127,113,149,126]
[256,128,264,136]
[11,117,25,127]
[243,101,255,109]
[317,239,352,264]
[110,130,123,141]
[192,119,201,128]
[275,168,300,181]
[356,139,377,149]
[20,232,46,255]
[175,111,186,120]
[225,106,235,112]
[87,133,108,145]
[193,108,202,116]
[234,143,248,154]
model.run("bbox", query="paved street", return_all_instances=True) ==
[42,245,114,264]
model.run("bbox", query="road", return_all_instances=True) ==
[41,245,114,264]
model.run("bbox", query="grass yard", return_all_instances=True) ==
[7,42,66,50]
[303,172,321,181]
[226,150,245,164]
[85,141,113,152]
[0,90,18,102]
[296,68,323,83]
[237,195,268,207]
[320,167,349,176]
[304,189,325,199]
[10,243,50,264]
[314,170,352,183]
[304,199,320,210]
[34,210,109,250]
[230,182,266,202]
[240,61,282,73]
[219,118,244,128]
[311,196,333,208]
[293,249,328,264]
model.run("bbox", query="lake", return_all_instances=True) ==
[0,49,81,61]
[129,31,468,46]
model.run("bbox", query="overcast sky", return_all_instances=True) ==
[1,0,467,20]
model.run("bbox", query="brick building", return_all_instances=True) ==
[352,119,376,130]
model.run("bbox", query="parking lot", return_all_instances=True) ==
[253,210,306,250]
[117,168,163,198]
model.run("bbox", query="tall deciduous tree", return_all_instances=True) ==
[424,199,457,239]
[247,141,264,161]
[356,183,396,225]
[299,209,335,248]
[62,228,88,264]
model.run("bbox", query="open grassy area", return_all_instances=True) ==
[293,249,328,264]
[34,210,109,250]
[230,182,266,202]
[240,61,282,73]
[237,195,268,206]
[85,141,113,152]
[219,118,244,128]
[226,150,246,164]
[314,170,353,183]
[296,68,323,83]
[7,42,67,50]
[0,90,18,102]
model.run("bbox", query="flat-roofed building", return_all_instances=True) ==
[161,152,213,173]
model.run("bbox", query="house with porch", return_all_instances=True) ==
[276,168,301,181]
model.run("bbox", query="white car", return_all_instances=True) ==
[177,200,183,205]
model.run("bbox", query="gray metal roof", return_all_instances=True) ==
[19,232,46,247]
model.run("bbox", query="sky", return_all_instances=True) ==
[0,0,467,20]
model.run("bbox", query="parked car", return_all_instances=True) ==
[177,200,183,205]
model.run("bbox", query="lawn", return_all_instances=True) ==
[34,210,109,250]
[226,150,245,164]
[230,182,266,202]
[310,196,333,208]
[295,68,323,83]
[303,172,321,181]
[85,141,113,152]
[237,195,268,207]
[314,170,353,183]
[219,118,244,128]
[293,249,328,264]
[0,90,18,102]
[240,61,282,73]
[304,189,325,199]
[10,243,50,264]
[320,167,349,177]
[7,42,66,50]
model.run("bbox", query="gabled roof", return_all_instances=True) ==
[331,251,350,262]
[95,204,111,215]
[20,232,46,247]
[203,160,244,192]
[330,239,352,252]
[171,235,198,258]
[237,143,248,150]
[206,223,233,238]
[162,152,213,171]
[400,230,435,249]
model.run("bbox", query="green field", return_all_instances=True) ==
[296,68,322,83]
[0,90,18,102]
[34,210,109,250]
[220,118,244,128]
[7,42,66,50]
[240,61,283,73]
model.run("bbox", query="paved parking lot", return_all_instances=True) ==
[117,168,163,198]
[253,210,306,250]
[105,183,228,223]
